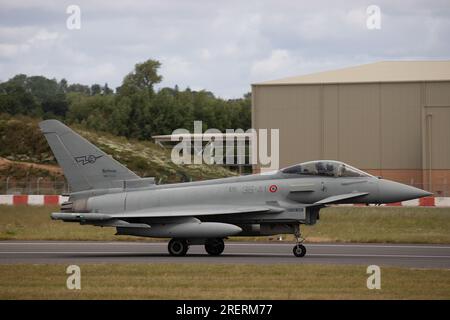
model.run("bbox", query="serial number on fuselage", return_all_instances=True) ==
[229,186,268,193]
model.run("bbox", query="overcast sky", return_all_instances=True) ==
[1,0,450,98]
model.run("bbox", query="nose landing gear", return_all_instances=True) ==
[293,225,306,257]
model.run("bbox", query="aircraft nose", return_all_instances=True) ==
[378,179,432,203]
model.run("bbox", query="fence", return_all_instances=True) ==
[0,177,69,195]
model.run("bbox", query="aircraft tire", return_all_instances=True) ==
[205,238,225,256]
[293,244,306,257]
[168,239,189,256]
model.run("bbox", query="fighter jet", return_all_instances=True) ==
[40,120,432,257]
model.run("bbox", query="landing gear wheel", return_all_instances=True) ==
[205,238,225,256]
[168,239,189,256]
[293,244,306,257]
[292,224,306,257]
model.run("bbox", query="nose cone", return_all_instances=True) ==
[378,179,432,203]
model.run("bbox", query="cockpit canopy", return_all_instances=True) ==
[281,160,373,178]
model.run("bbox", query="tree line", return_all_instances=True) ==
[0,59,251,139]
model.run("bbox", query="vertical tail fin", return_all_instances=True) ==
[39,120,140,192]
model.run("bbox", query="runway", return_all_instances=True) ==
[1,241,450,268]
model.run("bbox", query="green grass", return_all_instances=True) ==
[0,263,449,299]
[1,205,449,243]
[0,205,145,241]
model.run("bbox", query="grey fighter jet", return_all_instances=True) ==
[40,120,432,257]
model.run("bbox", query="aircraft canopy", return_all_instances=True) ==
[281,160,373,178]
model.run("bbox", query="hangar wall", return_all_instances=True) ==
[252,81,450,195]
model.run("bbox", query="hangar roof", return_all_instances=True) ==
[254,61,450,85]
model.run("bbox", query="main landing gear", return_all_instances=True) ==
[204,238,225,256]
[292,225,306,257]
[167,238,225,256]
[168,238,189,256]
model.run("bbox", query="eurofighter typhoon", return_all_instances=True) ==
[40,120,432,257]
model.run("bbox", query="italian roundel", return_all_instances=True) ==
[269,185,278,193]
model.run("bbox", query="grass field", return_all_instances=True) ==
[0,263,449,299]
[1,205,450,243]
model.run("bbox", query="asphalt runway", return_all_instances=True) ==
[1,241,450,268]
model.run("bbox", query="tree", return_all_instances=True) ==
[0,59,251,139]
[0,75,39,115]
[0,74,68,117]
[90,84,102,95]
[67,83,91,95]
[118,59,162,97]
[116,59,163,138]
[59,79,68,93]
[25,76,68,117]
[66,93,117,132]
[102,83,113,95]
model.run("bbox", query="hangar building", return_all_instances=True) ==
[252,61,450,195]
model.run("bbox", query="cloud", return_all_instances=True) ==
[251,49,298,79]
[0,44,21,58]
[0,0,449,97]
[28,29,59,43]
